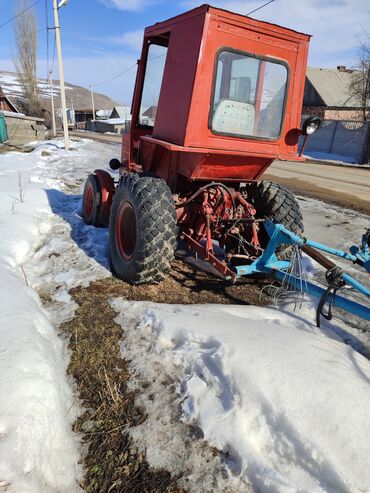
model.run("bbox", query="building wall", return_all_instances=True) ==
[94,120,124,134]
[302,106,325,119]
[303,105,370,121]
[4,114,45,146]
[324,108,370,121]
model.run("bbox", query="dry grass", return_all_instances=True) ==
[60,261,270,492]
[61,284,181,492]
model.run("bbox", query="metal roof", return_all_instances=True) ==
[306,67,361,108]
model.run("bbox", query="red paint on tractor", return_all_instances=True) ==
[94,169,115,218]
[121,4,310,189]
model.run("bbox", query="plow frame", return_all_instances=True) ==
[234,220,370,323]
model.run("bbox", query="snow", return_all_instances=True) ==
[1,110,25,117]
[96,109,111,118]
[0,73,73,99]
[102,118,126,124]
[0,137,369,492]
[299,195,370,337]
[112,299,370,493]
[0,139,117,492]
[303,151,360,165]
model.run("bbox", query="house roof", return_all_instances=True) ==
[142,105,157,118]
[306,67,361,108]
[96,109,111,118]
[0,84,19,113]
[111,106,130,118]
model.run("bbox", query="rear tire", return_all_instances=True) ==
[247,181,304,249]
[82,174,102,226]
[82,171,114,227]
[109,173,177,284]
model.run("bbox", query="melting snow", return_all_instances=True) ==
[113,299,370,493]
[0,139,116,492]
[0,138,368,492]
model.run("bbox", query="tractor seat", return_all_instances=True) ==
[212,99,255,136]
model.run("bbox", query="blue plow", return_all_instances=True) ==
[233,220,370,326]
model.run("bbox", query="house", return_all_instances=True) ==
[303,66,370,121]
[94,118,125,134]
[142,105,157,125]
[2,112,45,146]
[0,85,19,113]
[110,106,131,120]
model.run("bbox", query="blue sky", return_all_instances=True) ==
[0,0,369,105]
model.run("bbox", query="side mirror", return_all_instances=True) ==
[301,116,321,136]
[109,158,121,170]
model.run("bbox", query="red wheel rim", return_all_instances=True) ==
[116,201,137,260]
[84,184,94,219]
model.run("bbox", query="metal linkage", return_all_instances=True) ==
[234,219,370,325]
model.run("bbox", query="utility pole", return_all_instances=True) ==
[49,71,56,137]
[53,0,69,149]
[90,84,95,122]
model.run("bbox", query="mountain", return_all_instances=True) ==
[0,70,120,112]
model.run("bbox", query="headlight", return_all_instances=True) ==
[301,116,321,136]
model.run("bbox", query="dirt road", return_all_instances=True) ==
[264,160,370,214]
[70,130,121,145]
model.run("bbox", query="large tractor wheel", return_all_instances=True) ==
[247,181,304,248]
[82,170,115,227]
[109,173,177,284]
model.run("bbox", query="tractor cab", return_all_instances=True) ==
[121,4,313,191]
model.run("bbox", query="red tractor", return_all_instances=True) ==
[82,4,320,284]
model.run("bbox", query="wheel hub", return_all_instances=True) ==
[116,201,137,260]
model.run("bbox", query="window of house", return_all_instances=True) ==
[211,50,289,140]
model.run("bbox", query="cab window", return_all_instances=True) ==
[138,43,168,127]
[211,50,288,140]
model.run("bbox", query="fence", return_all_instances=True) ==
[299,119,370,164]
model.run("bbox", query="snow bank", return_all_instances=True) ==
[303,151,360,165]
[0,152,81,491]
[0,139,116,492]
[113,299,370,493]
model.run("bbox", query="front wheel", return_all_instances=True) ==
[109,173,177,284]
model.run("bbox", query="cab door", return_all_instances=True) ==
[121,40,168,170]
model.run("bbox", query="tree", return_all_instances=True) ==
[13,0,40,116]
[349,36,370,121]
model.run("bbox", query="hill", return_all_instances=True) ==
[0,70,119,112]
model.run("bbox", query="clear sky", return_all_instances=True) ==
[0,0,369,105]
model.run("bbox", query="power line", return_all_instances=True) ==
[90,53,166,88]
[0,0,42,30]
[91,63,137,88]
[0,27,44,47]
[247,0,275,16]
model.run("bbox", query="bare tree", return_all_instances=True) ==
[349,36,370,121]
[13,0,40,116]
